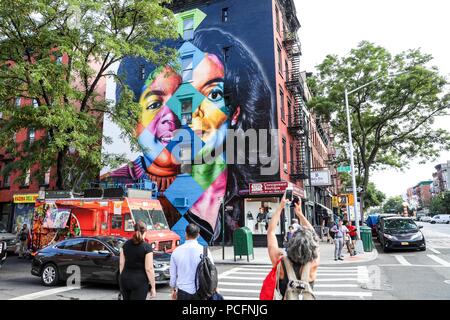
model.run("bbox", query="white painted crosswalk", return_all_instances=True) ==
[380,251,450,267]
[218,264,373,300]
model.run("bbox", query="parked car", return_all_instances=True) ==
[0,223,19,253]
[375,214,398,242]
[31,236,171,286]
[419,216,432,223]
[0,241,7,268]
[378,217,426,252]
[430,215,450,224]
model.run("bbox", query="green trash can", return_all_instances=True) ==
[360,226,373,252]
[233,227,254,262]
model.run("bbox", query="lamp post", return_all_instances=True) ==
[344,72,407,242]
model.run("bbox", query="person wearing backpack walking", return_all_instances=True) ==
[169,223,216,300]
[260,195,320,300]
[18,224,29,259]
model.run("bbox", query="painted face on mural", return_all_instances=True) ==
[138,66,182,146]
[191,53,228,144]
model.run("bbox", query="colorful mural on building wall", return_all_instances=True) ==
[103,4,279,244]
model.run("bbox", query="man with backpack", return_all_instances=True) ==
[17,224,29,259]
[169,223,217,300]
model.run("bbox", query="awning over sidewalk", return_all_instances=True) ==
[315,202,333,215]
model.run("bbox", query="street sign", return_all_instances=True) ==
[346,187,364,193]
[337,166,351,173]
[336,194,354,206]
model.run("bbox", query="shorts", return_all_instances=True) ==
[350,235,357,241]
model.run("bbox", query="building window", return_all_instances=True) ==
[56,56,63,64]
[223,46,231,63]
[32,99,39,108]
[287,99,292,118]
[279,89,285,122]
[282,138,287,173]
[15,97,21,107]
[183,16,194,40]
[181,99,193,125]
[24,169,30,187]
[285,60,289,80]
[277,44,282,74]
[275,6,280,33]
[140,65,146,80]
[222,8,229,22]
[44,168,51,185]
[28,128,35,144]
[182,55,193,82]
[3,172,11,188]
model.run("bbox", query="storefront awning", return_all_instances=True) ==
[315,202,333,215]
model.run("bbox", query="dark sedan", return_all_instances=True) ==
[378,217,426,252]
[31,236,171,286]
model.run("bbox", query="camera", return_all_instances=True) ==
[285,187,293,202]
[290,196,300,207]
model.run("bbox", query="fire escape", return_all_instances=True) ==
[284,32,309,180]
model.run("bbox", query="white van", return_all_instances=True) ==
[430,215,450,224]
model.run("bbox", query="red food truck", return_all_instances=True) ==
[31,188,180,253]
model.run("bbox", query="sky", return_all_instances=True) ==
[295,0,450,198]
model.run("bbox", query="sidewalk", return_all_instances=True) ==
[211,240,378,266]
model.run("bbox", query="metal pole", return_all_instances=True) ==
[344,89,361,240]
[222,200,225,260]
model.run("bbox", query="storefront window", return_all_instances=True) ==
[244,198,282,235]
[13,203,35,233]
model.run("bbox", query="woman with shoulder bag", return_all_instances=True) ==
[119,221,156,300]
[260,196,320,300]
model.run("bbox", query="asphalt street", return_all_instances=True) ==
[1,221,450,300]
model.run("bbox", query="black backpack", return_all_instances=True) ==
[195,246,218,300]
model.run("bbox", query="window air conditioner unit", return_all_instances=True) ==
[174,197,189,208]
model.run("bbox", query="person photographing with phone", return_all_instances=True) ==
[261,189,320,300]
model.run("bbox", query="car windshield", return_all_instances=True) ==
[385,219,418,231]
[148,209,169,230]
[131,209,153,229]
[104,238,126,252]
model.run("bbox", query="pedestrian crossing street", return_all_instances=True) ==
[218,265,373,300]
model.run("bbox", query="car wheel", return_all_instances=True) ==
[419,247,426,251]
[431,221,436,224]
[383,245,390,253]
[446,221,449,224]
[41,263,59,286]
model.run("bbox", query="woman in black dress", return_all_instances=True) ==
[119,221,156,300]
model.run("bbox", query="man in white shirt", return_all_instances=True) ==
[169,223,214,300]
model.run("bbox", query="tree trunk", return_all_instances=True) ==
[360,165,371,220]
[56,150,65,190]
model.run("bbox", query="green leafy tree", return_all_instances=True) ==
[430,192,450,215]
[338,172,385,209]
[382,196,404,214]
[308,41,450,213]
[0,0,178,191]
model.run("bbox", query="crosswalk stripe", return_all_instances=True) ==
[220,276,266,280]
[218,282,262,287]
[428,248,441,254]
[427,254,450,266]
[238,265,272,268]
[394,255,411,266]
[314,291,372,297]
[230,271,269,275]
[315,278,362,282]
[314,284,359,288]
[219,288,260,294]
[223,296,259,300]
[234,268,271,272]
[316,273,365,276]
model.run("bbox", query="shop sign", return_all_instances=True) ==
[249,182,306,197]
[13,194,38,203]
[249,182,288,195]
[113,201,122,215]
[311,170,332,186]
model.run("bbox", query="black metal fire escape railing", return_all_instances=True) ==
[283,32,308,180]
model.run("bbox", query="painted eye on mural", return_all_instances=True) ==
[208,88,224,102]
[146,100,163,110]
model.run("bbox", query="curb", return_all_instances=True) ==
[321,248,379,265]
